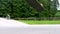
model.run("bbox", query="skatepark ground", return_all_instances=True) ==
[0,17,60,34]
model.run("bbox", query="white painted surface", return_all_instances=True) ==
[0,17,60,34]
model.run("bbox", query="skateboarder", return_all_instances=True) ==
[6,14,10,20]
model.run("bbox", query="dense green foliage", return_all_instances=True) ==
[0,0,58,19]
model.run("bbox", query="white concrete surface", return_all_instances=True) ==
[0,17,29,27]
[0,25,60,34]
[0,17,60,34]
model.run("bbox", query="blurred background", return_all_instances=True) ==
[0,0,60,24]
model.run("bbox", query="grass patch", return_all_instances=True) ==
[18,20,60,24]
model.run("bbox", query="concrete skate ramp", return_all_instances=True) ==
[0,18,60,34]
[0,17,29,27]
[0,25,60,34]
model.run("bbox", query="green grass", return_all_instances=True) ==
[18,20,60,24]
[55,12,60,17]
